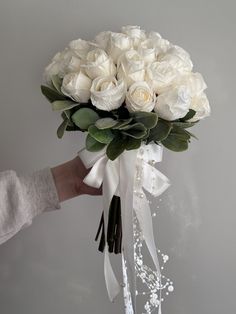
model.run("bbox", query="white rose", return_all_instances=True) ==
[44,54,62,84]
[59,48,82,75]
[90,76,126,111]
[81,48,116,79]
[145,61,179,93]
[117,50,145,87]
[121,25,146,48]
[61,71,92,103]
[188,92,211,122]
[158,45,193,73]
[94,31,112,50]
[148,31,172,55]
[175,72,207,96]
[68,38,98,59]
[137,39,157,64]
[154,85,191,120]
[44,49,81,83]
[125,81,156,112]
[148,31,162,41]
[106,32,133,63]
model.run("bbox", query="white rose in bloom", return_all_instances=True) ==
[61,71,92,103]
[126,81,156,112]
[148,31,162,41]
[148,31,172,55]
[81,48,116,80]
[158,45,193,73]
[90,76,126,111]
[188,92,211,122]
[121,25,146,48]
[145,61,179,93]
[44,49,81,83]
[176,72,207,96]
[154,85,191,120]
[44,52,62,84]
[106,32,133,63]
[59,48,82,75]
[94,31,112,50]
[69,38,98,59]
[137,39,157,64]
[117,50,145,87]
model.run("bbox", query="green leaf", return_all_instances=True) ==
[162,135,189,152]
[125,138,142,150]
[143,128,150,140]
[131,111,158,129]
[181,109,196,121]
[172,121,197,128]
[112,118,133,130]
[52,100,79,111]
[65,125,80,131]
[72,108,99,130]
[147,120,172,143]
[171,126,191,141]
[88,125,114,144]
[184,129,198,140]
[86,134,106,152]
[51,75,63,94]
[106,136,127,160]
[121,123,147,139]
[41,85,66,103]
[61,111,74,127]
[95,117,118,129]
[57,119,68,139]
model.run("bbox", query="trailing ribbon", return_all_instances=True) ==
[78,143,170,313]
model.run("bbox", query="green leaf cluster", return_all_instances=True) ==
[146,109,198,152]
[70,110,159,160]
[41,78,199,158]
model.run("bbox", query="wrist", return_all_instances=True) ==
[51,158,81,202]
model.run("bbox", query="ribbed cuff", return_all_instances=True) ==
[20,167,61,216]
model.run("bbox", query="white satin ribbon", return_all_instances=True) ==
[78,143,170,313]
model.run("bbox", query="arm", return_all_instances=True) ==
[0,156,101,245]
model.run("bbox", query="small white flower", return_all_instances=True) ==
[188,92,211,122]
[154,85,191,120]
[126,81,156,112]
[81,48,116,80]
[121,25,146,48]
[117,50,145,87]
[61,71,92,103]
[90,76,126,111]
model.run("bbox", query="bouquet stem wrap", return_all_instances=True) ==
[79,143,170,313]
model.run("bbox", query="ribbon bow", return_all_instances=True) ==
[79,143,170,313]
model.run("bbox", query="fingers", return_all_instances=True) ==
[81,183,102,196]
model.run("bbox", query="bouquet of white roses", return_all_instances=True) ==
[41,25,210,313]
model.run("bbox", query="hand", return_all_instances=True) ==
[51,156,102,202]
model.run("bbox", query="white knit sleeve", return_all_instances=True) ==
[0,168,61,245]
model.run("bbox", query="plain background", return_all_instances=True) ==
[0,0,235,313]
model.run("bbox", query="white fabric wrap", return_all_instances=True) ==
[78,143,170,313]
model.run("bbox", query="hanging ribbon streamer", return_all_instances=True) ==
[78,143,170,313]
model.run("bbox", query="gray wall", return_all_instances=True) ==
[0,0,235,313]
